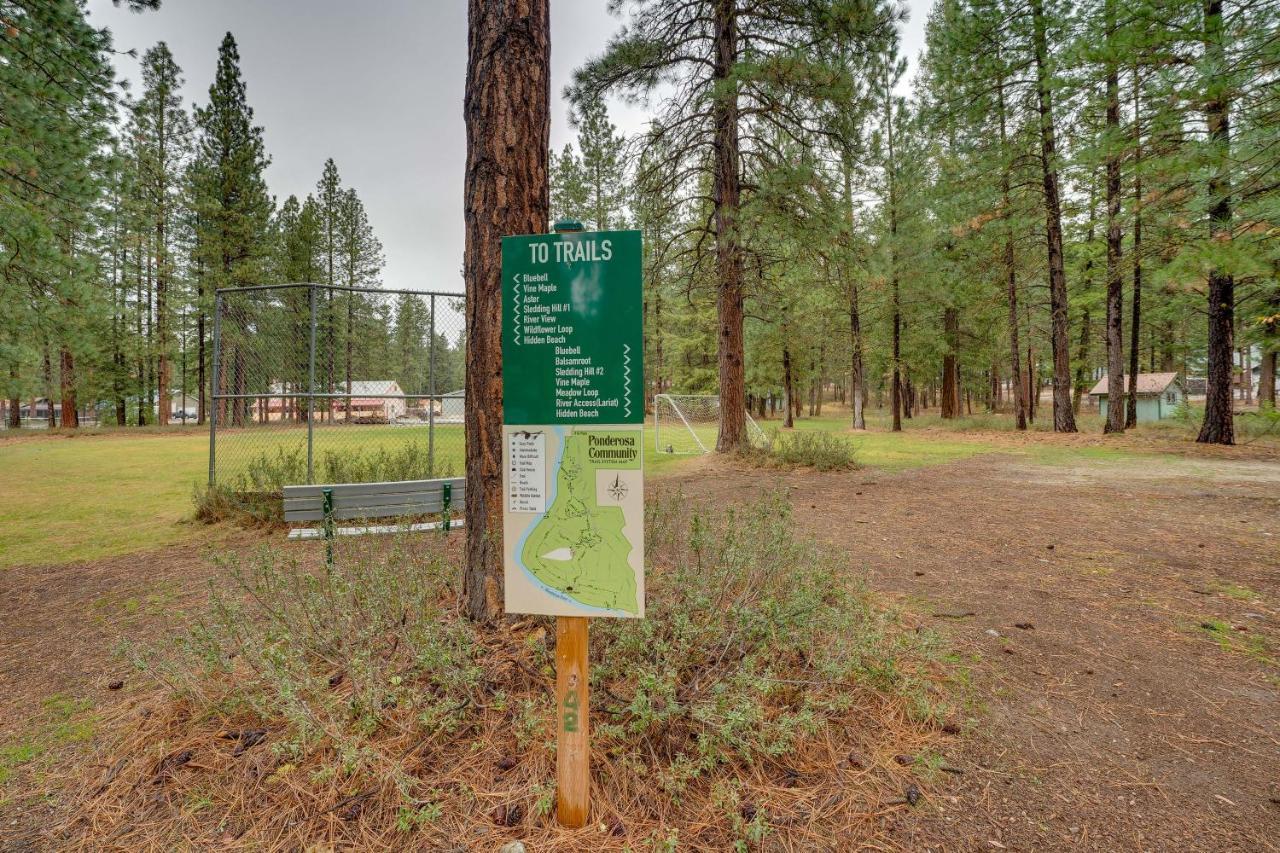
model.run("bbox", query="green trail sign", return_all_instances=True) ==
[501,229,645,619]
[502,230,643,425]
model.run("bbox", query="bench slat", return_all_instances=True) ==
[282,478,463,500]
[285,502,460,523]
[283,484,464,513]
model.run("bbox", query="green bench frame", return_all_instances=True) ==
[283,477,465,560]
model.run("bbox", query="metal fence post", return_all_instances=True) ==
[428,293,436,477]
[208,291,222,486]
[307,284,318,484]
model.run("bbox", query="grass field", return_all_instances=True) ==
[5,403,1270,569]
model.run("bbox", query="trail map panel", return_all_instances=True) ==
[502,230,644,618]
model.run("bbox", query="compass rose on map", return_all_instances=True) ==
[607,473,628,502]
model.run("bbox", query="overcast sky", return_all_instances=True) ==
[86,0,929,296]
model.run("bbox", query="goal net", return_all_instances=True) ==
[652,394,768,454]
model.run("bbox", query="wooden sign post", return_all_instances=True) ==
[555,616,590,826]
[500,224,645,829]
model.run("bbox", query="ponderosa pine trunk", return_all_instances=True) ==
[844,161,867,430]
[1126,71,1143,429]
[885,72,902,433]
[1261,292,1278,407]
[1030,0,1077,433]
[1260,343,1276,407]
[157,246,170,426]
[814,343,824,416]
[1196,0,1234,445]
[1073,307,1091,415]
[782,344,794,428]
[850,290,866,429]
[197,252,206,426]
[462,0,550,622]
[996,64,1026,430]
[712,0,747,452]
[345,293,354,422]
[7,361,19,428]
[891,272,902,432]
[1103,0,1126,436]
[942,307,959,419]
[1261,353,1276,407]
[59,348,78,428]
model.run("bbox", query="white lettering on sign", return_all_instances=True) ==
[507,431,546,514]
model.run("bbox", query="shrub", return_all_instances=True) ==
[196,442,455,525]
[90,492,954,849]
[593,492,935,788]
[745,429,858,471]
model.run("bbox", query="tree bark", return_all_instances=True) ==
[941,307,959,419]
[7,361,20,428]
[996,63,1026,430]
[844,161,866,430]
[197,261,206,426]
[886,75,902,433]
[59,348,78,428]
[1196,0,1234,445]
[654,291,664,397]
[1030,0,1077,433]
[814,343,824,416]
[1260,292,1278,407]
[463,0,550,622]
[1073,307,1091,415]
[782,345,794,428]
[1260,347,1276,408]
[850,288,866,429]
[156,200,169,426]
[712,0,747,451]
[1104,0,1126,436]
[1126,64,1144,429]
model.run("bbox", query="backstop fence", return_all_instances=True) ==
[209,283,466,494]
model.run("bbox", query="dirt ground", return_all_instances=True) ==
[2,434,1278,851]
[665,442,1280,851]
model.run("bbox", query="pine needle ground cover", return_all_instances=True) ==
[59,492,963,850]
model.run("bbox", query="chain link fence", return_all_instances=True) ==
[209,284,466,502]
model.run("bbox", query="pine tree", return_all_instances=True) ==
[550,144,588,225]
[0,0,118,429]
[193,32,273,426]
[573,0,899,451]
[130,43,193,426]
[463,0,550,622]
[335,187,384,419]
[315,158,342,418]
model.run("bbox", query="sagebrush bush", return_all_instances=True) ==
[591,491,931,794]
[745,429,858,471]
[105,492,953,848]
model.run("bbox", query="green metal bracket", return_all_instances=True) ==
[322,487,334,567]
[552,217,584,233]
[442,482,452,532]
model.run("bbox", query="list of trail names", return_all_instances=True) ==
[501,230,643,426]
[501,228,646,619]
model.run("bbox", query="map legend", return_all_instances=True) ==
[507,431,547,514]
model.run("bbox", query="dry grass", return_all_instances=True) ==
[52,494,959,851]
[59,663,940,851]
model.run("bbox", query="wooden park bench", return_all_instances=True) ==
[282,478,464,557]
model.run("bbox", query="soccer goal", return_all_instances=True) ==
[652,394,768,454]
